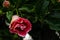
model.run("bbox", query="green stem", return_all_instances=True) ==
[16,9,19,15]
[20,11,22,17]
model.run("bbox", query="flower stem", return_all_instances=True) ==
[16,9,19,15]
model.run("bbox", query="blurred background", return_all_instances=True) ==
[0,0,60,40]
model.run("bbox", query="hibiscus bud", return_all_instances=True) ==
[9,15,32,37]
[3,0,10,8]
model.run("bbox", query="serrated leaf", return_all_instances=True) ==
[6,11,13,21]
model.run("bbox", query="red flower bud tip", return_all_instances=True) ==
[9,15,32,37]
[3,0,10,8]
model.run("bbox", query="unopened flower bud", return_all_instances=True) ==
[3,0,10,8]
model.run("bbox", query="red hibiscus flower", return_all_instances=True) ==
[3,0,10,8]
[9,15,32,37]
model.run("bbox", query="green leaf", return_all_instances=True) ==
[51,0,56,4]
[45,20,60,30]
[45,12,60,30]
[6,11,13,21]
[13,34,18,38]
[50,12,60,18]
[0,10,3,15]
[19,7,31,12]
[0,38,2,40]
[42,0,49,10]
[19,5,35,12]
